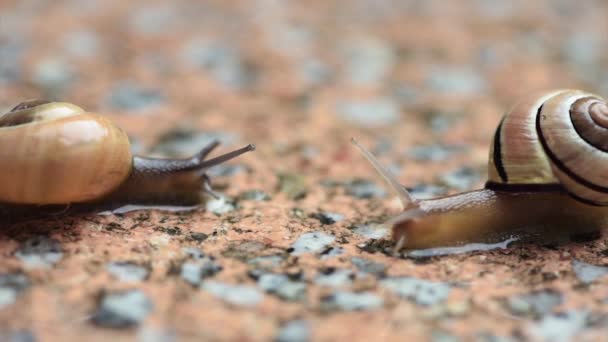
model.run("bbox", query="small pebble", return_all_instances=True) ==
[276,320,311,342]
[62,30,99,58]
[0,40,24,84]
[431,330,461,342]
[248,255,285,270]
[315,269,354,288]
[440,167,480,191]
[407,144,465,162]
[321,291,383,311]
[507,289,562,317]
[0,329,36,342]
[180,258,222,286]
[572,259,608,284]
[92,290,153,328]
[351,223,389,239]
[206,196,236,215]
[380,277,451,306]
[345,179,387,199]
[103,81,165,112]
[15,236,63,269]
[138,326,176,342]
[0,273,30,309]
[337,97,400,127]
[340,36,395,87]
[351,257,386,276]
[291,232,335,255]
[201,281,263,307]
[427,66,487,95]
[181,39,253,90]
[239,190,272,202]
[310,212,344,225]
[527,311,588,342]
[107,262,149,283]
[32,57,74,92]
[130,6,177,35]
[257,274,307,301]
[407,184,447,200]
[562,32,601,66]
[278,173,308,200]
[319,246,344,259]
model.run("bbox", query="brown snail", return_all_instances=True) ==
[0,99,255,206]
[353,89,608,250]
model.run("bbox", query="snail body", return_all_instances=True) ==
[0,100,255,206]
[353,89,608,250]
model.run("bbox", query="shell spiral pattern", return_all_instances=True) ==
[488,89,608,205]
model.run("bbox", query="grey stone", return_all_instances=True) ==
[337,97,400,127]
[130,6,177,35]
[202,281,263,307]
[15,236,63,268]
[180,259,222,286]
[310,212,344,225]
[0,273,29,309]
[107,262,149,282]
[92,290,153,328]
[315,270,354,288]
[507,289,562,317]
[527,311,588,342]
[181,39,253,90]
[138,326,176,342]
[62,30,99,57]
[206,196,236,215]
[258,274,307,301]
[572,259,608,284]
[32,57,74,91]
[322,291,383,311]
[276,320,310,342]
[345,179,387,199]
[380,277,451,306]
[239,190,272,202]
[427,66,487,95]
[440,167,480,191]
[291,232,335,255]
[408,144,465,162]
[340,36,395,87]
[351,257,386,276]
[407,184,447,200]
[103,81,165,112]
[351,223,389,239]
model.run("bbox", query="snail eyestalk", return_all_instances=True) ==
[351,138,415,209]
[198,144,256,169]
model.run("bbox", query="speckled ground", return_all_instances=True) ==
[2,1,608,341]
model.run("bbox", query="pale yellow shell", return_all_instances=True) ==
[488,89,608,205]
[0,102,133,205]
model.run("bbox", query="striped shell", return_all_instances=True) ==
[488,89,608,205]
[0,101,133,205]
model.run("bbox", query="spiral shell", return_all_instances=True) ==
[488,89,608,205]
[0,101,132,205]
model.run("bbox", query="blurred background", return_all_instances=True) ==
[2,0,608,181]
[2,1,608,340]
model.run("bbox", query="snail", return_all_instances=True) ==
[0,99,255,207]
[352,89,608,250]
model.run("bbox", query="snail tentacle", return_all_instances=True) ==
[351,138,415,209]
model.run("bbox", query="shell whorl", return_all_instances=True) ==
[488,89,608,205]
[0,101,133,205]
